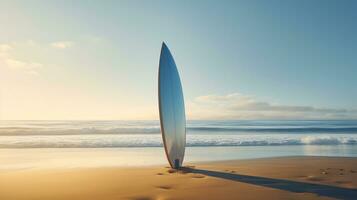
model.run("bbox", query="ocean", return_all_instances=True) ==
[0,120,356,169]
[1,120,357,148]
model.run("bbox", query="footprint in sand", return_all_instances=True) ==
[191,174,205,179]
[156,185,172,190]
[306,175,324,182]
[130,197,154,200]
[224,169,236,173]
[321,171,328,175]
[167,169,177,173]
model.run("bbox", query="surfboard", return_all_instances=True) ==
[158,42,186,169]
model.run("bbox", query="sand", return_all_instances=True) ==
[0,156,356,200]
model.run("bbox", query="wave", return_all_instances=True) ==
[0,127,161,136]
[0,134,356,148]
[188,127,357,133]
[1,127,357,136]
[1,120,357,136]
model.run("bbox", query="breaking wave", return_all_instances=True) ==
[0,134,356,148]
[189,127,357,133]
[0,120,356,148]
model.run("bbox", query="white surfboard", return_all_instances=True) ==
[158,42,186,169]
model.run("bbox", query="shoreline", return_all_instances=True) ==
[1,145,356,171]
[0,156,356,200]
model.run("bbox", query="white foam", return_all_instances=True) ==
[0,134,356,148]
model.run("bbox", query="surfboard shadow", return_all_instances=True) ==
[181,167,357,200]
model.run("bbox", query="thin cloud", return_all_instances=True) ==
[0,44,12,52]
[0,42,43,75]
[0,44,12,58]
[51,41,73,49]
[188,93,357,120]
[5,59,42,75]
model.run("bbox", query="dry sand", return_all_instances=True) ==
[0,156,356,200]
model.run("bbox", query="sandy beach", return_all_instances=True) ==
[0,156,356,200]
[2,0,357,199]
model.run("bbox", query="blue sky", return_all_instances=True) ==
[0,0,356,120]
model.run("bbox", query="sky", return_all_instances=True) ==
[0,0,356,120]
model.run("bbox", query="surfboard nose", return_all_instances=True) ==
[162,41,168,49]
[161,42,170,58]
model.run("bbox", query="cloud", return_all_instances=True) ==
[4,59,42,75]
[187,93,357,120]
[0,44,12,52]
[0,42,43,75]
[51,41,73,49]
[0,44,12,58]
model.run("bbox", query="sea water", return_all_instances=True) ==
[0,120,356,169]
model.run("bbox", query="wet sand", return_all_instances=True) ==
[0,156,356,200]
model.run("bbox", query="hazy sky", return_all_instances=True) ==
[0,0,356,120]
